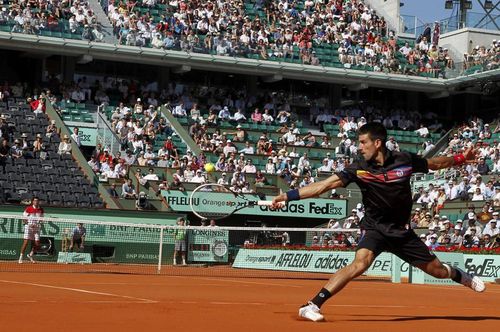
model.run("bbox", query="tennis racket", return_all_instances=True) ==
[189,183,278,221]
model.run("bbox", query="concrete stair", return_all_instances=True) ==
[87,0,116,44]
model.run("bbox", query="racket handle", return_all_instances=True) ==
[257,201,284,207]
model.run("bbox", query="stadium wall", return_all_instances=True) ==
[0,206,185,225]
[440,28,500,62]
[364,0,402,33]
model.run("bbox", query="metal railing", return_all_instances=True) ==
[401,12,500,37]
[96,104,121,156]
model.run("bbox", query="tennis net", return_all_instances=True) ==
[0,214,394,280]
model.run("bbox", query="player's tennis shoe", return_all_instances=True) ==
[299,302,324,322]
[18,256,23,264]
[457,268,485,292]
[27,253,35,263]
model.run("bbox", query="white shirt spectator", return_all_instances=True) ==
[191,172,206,183]
[233,110,246,122]
[262,112,274,123]
[223,142,237,156]
[217,175,229,185]
[239,145,254,154]
[218,107,231,120]
[172,104,187,117]
[483,220,499,237]
[242,163,257,173]
[386,139,400,152]
[71,131,81,147]
[282,131,296,144]
[415,126,429,137]
[143,173,159,181]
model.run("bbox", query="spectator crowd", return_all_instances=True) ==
[103,0,451,76]
[462,39,500,73]
[0,0,104,41]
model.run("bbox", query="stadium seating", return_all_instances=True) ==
[59,101,95,123]
[0,100,104,208]
[101,0,452,78]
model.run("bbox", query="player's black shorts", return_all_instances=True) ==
[357,229,435,265]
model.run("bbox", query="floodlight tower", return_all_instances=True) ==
[444,0,499,30]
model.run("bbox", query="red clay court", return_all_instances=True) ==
[1,270,499,332]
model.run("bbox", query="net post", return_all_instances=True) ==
[391,254,401,283]
[157,227,164,274]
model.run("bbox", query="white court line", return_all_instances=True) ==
[0,279,158,304]
[202,277,302,288]
[210,302,266,306]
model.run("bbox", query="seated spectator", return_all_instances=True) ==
[385,136,400,152]
[191,170,206,184]
[58,134,72,155]
[254,170,267,187]
[264,157,276,174]
[169,177,186,191]
[11,139,23,159]
[232,109,247,123]
[471,187,485,201]
[121,179,137,199]
[108,183,119,198]
[217,172,229,185]
[251,109,262,123]
[477,157,490,175]
[231,125,246,142]
[30,97,46,114]
[140,168,159,183]
[415,124,430,137]
[172,102,187,117]
[262,109,274,124]
[242,159,256,173]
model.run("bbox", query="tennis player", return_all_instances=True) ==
[271,122,486,322]
[19,196,44,264]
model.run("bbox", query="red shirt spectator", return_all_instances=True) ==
[30,99,46,113]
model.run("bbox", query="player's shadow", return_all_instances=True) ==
[342,314,500,322]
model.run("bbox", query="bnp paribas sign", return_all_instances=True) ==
[161,190,347,220]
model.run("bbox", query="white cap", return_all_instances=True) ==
[420,234,426,238]
[467,212,476,219]
[454,225,461,230]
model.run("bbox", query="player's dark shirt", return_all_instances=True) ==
[336,150,428,235]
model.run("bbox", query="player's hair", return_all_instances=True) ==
[358,122,387,144]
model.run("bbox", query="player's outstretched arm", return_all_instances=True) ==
[426,147,476,170]
[271,174,345,207]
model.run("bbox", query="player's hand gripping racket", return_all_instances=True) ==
[189,183,280,221]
